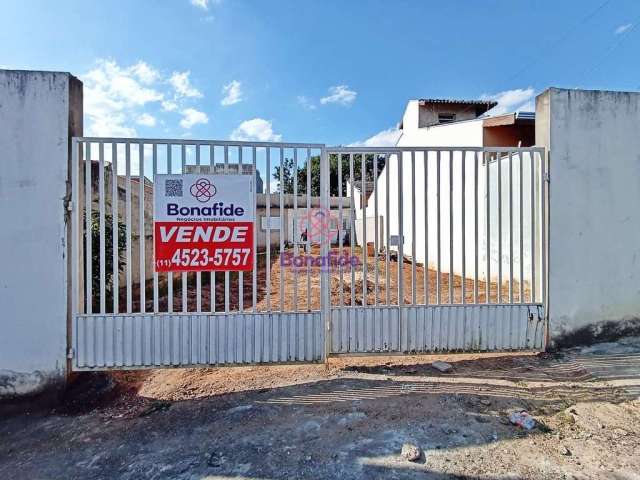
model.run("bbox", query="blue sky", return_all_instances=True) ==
[1,0,639,146]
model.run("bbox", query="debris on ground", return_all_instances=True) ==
[431,360,453,373]
[509,410,537,430]
[400,443,421,462]
[560,446,572,456]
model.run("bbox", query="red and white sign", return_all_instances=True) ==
[154,174,254,272]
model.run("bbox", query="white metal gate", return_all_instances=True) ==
[326,147,547,354]
[70,138,547,370]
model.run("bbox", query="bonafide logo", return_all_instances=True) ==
[190,178,217,203]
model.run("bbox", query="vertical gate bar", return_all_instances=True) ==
[85,142,92,315]
[293,148,298,357]
[238,147,244,313]
[266,147,271,311]
[320,147,330,362]
[362,153,367,307]
[519,150,524,303]
[151,144,157,364]
[448,151,453,304]
[211,144,216,313]
[138,143,145,363]
[397,151,404,308]
[461,150,466,304]
[306,147,311,311]
[541,148,548,339]
[474,151,479,304]
[126,143,132,313]
[167,144,173,313]
[181,145,188,364]
[162,147,172,319]
[99,142,106,313]
[306,148,312,312]
[196,145,202,313]
[181,144,187,313]
[139,141,145,314]
[253,146,258,313]
[72,139,80,315]
[436,150,441,305]
[497,151,502,304]
[373,152,379,306]
[279,147,284,313]
[112,143,119,314]
[411,151,416,305]
[225,145,230,314]
[530,150,536,303]
[338,153,344,307]
[397,150,404,350]
[224,146,232,362]
[508,151,514,304]
[485,151,490,304]
[424,151,429,305]
[350,153,356,308]
[152,144,158,313]
[252,146,257,359]
[385,154,390,306]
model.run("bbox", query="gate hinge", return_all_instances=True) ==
[67,347,74,359]
[545,172,550,183]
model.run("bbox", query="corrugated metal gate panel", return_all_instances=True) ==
[329,304,544,354]
[73,312,323,370]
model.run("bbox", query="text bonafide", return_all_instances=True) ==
[167,202,245,217]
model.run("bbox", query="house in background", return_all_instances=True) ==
[397,98,534,148]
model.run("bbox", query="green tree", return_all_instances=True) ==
[84,211,127,312]
[272,154,386,196]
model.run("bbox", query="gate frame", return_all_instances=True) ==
[69,137,549,370]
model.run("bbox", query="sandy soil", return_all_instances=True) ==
[1,348,639,479]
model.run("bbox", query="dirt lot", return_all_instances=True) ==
[129,246,531,313]
[1,342,640,480]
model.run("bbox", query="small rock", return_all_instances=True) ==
[480,399,492,406]
[432,361,453,373]
[207,452,221,467]
[560,446,571,456]
[401,443,421,462]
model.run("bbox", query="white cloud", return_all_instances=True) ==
[161,99,178,112]
[82,59,166,137]
[615,23,633,34]
[480,87,536,115]
[221,80,243,106]
[349,127,401,147]
[180,108,208,129]
[130,61,160,84]
[191,0,209,10]
[170,71,203,98]
[320,85,357,106]
[297,95,316,110]
[136,113,157,127]
[230,118,282,142]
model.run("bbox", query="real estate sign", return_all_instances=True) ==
[154,174,254,272]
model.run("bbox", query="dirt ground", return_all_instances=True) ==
[130,245,531,313]
[2,341,640,479]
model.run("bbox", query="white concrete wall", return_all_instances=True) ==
[537,88,640,340]
[0,70,82,397]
